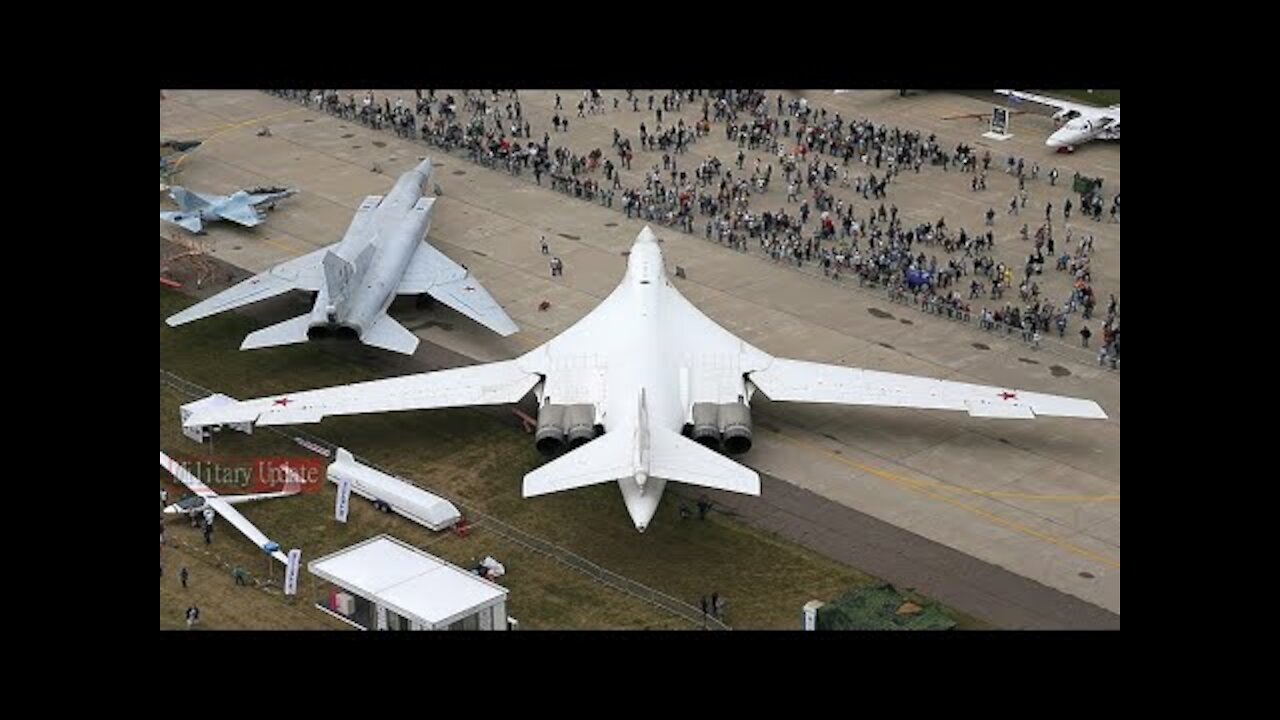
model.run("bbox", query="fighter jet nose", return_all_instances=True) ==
[636,523,647,533]
[636,226,658,244]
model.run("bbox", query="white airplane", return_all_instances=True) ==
[995,90,1120,151]
[165,158,517,355]
[184,227,1108,533]
[160,450,298,563]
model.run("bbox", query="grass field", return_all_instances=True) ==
[160,286,985,629]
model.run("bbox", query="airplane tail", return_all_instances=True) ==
[322,249,356,303]
[321,243,376,308]
[523,390,759,498]
[241,314,312,350]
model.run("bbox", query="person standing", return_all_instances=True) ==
[180,567,189,589]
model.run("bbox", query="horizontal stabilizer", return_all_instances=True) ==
[241,314,312,350]
[649,427,760,496]
[362,314,420,355]
[160,211,203,233]
[523,431,630,498]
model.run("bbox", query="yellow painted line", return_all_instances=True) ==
[169,109,307,171]
[765,429,1121,570]
[957,489,1120,502]
[163,108,307,140]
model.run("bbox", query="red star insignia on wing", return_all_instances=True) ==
[998,392,1017,400]
[274,397,293,406]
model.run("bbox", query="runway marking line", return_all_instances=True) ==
[163,107,307,142]
[764,428,1121,570]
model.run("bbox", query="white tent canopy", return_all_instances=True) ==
[309,535,507,629]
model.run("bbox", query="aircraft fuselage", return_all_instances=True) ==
[308,162,435,340]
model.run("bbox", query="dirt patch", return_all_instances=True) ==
[1079,572,1095,579]
[1018,357,1040,365]
[303,118,315,123]
[1049,365,1072,377]
[822,433,840,442]
[620,250,631,257]
[559,233,581,241]
[231,246,241,251]
[605,222,618,227]
[372,140,386,148]
[899,318,913,325]
[972,342,990,350]
[351,145,361,149]
[868,307,894,320]
[471,249,489,257]
[997,438,1010,444]
[341,133,354,139]
[452,170,466,176]
[878,342,895,350]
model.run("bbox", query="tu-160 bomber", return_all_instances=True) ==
[184,227,1107,533]
[165,158,518,355]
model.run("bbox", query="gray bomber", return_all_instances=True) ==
[165,158,517,355]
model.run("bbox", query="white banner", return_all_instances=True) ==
[803,600,823,631]
[335,477,352,523]
[284,548,302,596]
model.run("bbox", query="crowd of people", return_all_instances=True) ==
[265,89,1119,368]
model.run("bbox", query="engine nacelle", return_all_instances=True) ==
[691,402,721,449]
[535,403,597,456]
[688,401,753,454]
[535,404,565,456]
[719,401,753,455]
[564,404,598,448]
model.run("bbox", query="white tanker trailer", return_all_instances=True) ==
[327,448,461,531]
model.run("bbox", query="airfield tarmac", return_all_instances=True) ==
[160,89,1120,625]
